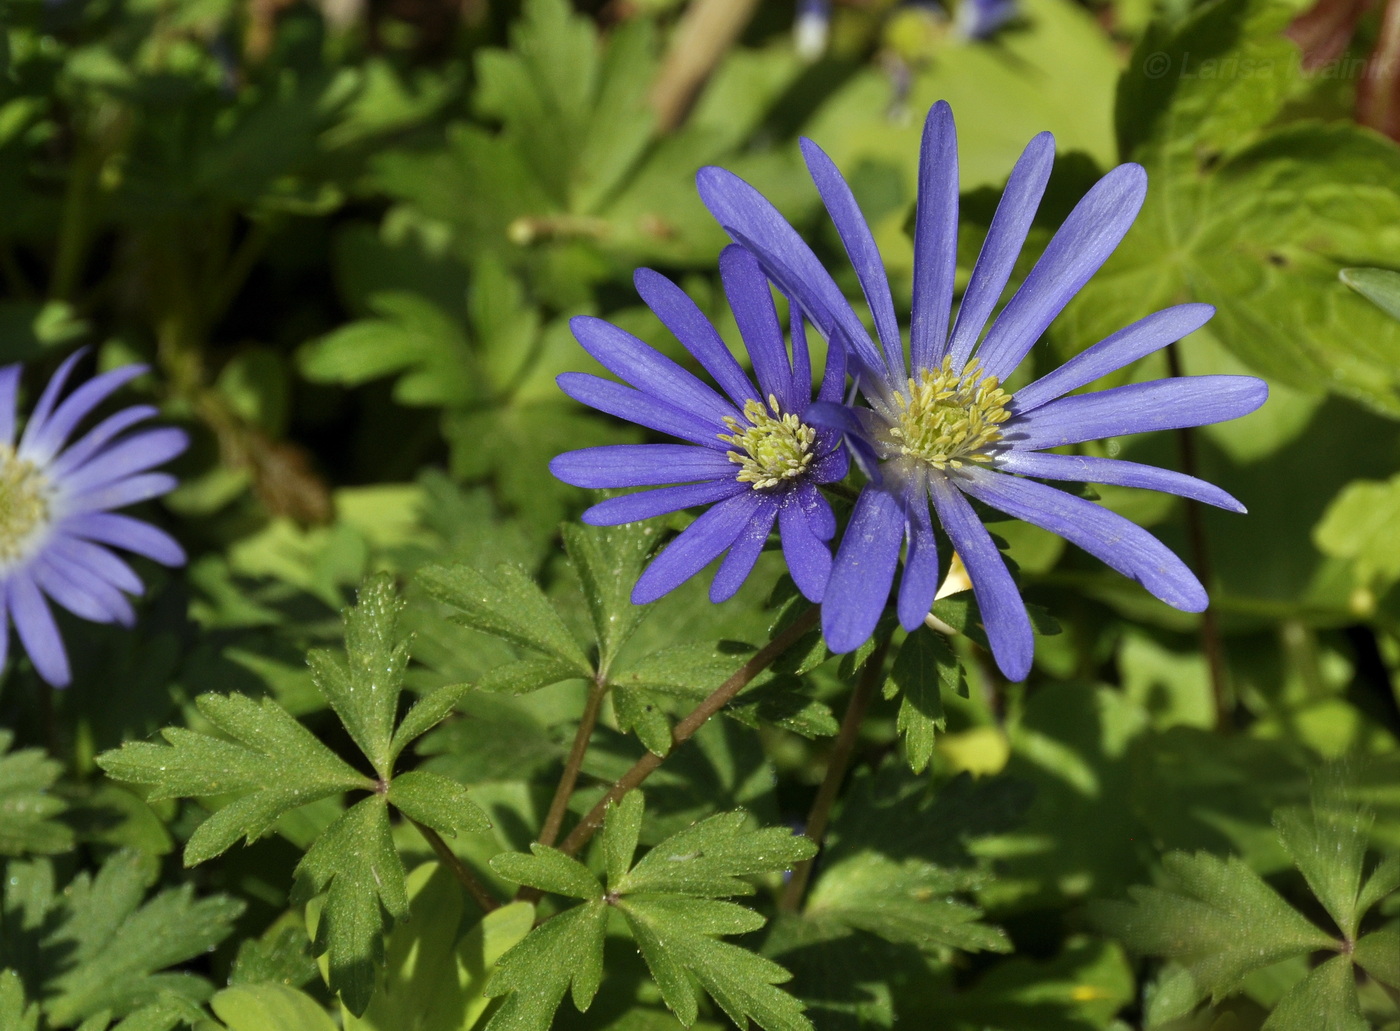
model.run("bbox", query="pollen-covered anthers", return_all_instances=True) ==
[0,445,51,562]
[719,395,817,490]
[887,356,1011,470]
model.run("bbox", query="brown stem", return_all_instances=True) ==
[779,635,891,912]
[551,605,819,861]
[537,678,609,849]
[1166,343,1230,730]
[649,0,761,133]
[411,819,501,913]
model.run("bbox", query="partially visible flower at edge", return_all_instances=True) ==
[954,0,1018,40]
[696,100,1268,681]
[550,245,849,606]
[0,351,188,687]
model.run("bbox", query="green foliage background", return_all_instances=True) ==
[0,0,1397,1029]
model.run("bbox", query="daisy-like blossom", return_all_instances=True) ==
[0,352,188,687]
[696,101,1267,680]
[550,245,848,605]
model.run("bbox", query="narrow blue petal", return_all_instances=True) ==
[822,485,905,653]
[897,478,940,631]
[61,428,188,494]
[806,401,880,482]
[928,476,1032,681]
[66,472,178,513]
[0,366,22,449]
[633,492,756,603]
[9,574,70,687]
[816,321,847,403]
[957,466,1207,611]
[634,268,758,410]
[696,167,884,377]
[558,373,724,448]
[975,163,1147,381]
[583,479,746,526]
[789,303,812,405]
[910,102,959,372]
[797,481,837,540]
[809,440,851,484]
[48,406,158,480]
[0,588,9,674]
[1012,304,1215,413]
[1004,376,1268,450]
[551,444,736,489]
[780,496,832,602]
[48,534,144,594]
[66,512,185,565]
[800,138,904,382]
[720,246,796,412]
[946,133,1055,369]
[711,499,779,602]
[994,450,1244,512]
[35,555,136,626]
[19,350,86,457]
[571,316,736,427]
[22,365,146,465]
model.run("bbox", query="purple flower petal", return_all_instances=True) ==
[780,497,832,602]
[8,573,70,687]
[975,163,1148,381]
[801,138,904,382]
[822,485,906,653]
[0,589,9,673]
[897,478,940,631]
[1012,304,1215,413]
[558,373,724,448]
[797,480,837,540]
[632,492,757,604]
[816,320,847,403]
[570,316,736,427]
[956,466,1207,611]
[66,512,185,565]
[789,303,812,404]
[47,534,144,594]
[946,132,1055,369]
[583,479,747,526]
[18,350,85,457]
[720,246,796,412]
[994,450,1244,512]
[21,365,146,465]
[696,166,884,377]
[35,554,136,626]
[60,428,188,494]
[711,498,779,602]
[48,406,158,480]
[928,475,1032,681]
[0,365,22,449]
[65,472,178,514]
[635,268,758,410]
[551,444,736,489]
[910,102,960,372]
[1004,375,1268,450]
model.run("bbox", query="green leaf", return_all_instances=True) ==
[616,810,816,898]
[1356,854,1400,919]
[210,984,339,1031]
[0,970,38,1031]
[475,656,587,696]
[1092,851,1336,1000]
[1274,801,1372,940]
[483,901,608,1031]
[885,627,960,773]
[230,920,318,989]
[1354,922,1400,989]
[490,845,602,901]
[1313,473,1400,594]
[44,851,245,1026]
[0,730,71,856]
[308,573,410,777]
[601,792,644,888]
[1341,267,1400,323]
[563,520,657,675]
[296,796,408,1016]
[386,770,491,838]
[804,853,1008,954]
[96,692,369,866]
[389,680,472,758]
[1260,954,1367,1031]
[418,562,592,673]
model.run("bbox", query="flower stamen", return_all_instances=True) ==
[719,395,816,490]
[0,445,50,563]
[886,357,1011,470]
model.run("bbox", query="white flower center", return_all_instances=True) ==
[0,445,52,563]
[719,395,817,490]
[883,357,1011,470]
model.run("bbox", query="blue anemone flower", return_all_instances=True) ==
[696,101,1267,680]
[550,246,848,605]
[0,352,188,687]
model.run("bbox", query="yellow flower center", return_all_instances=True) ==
[719,395,817,490]
[0,445,51,562]
[886,357,1011,470]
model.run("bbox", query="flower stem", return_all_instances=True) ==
[410,819,501,913]
[550,605,819,861]
[649,0,761,132]
[779,633,891,913]
[537,677,609,849]
[1166,343,1231,730]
